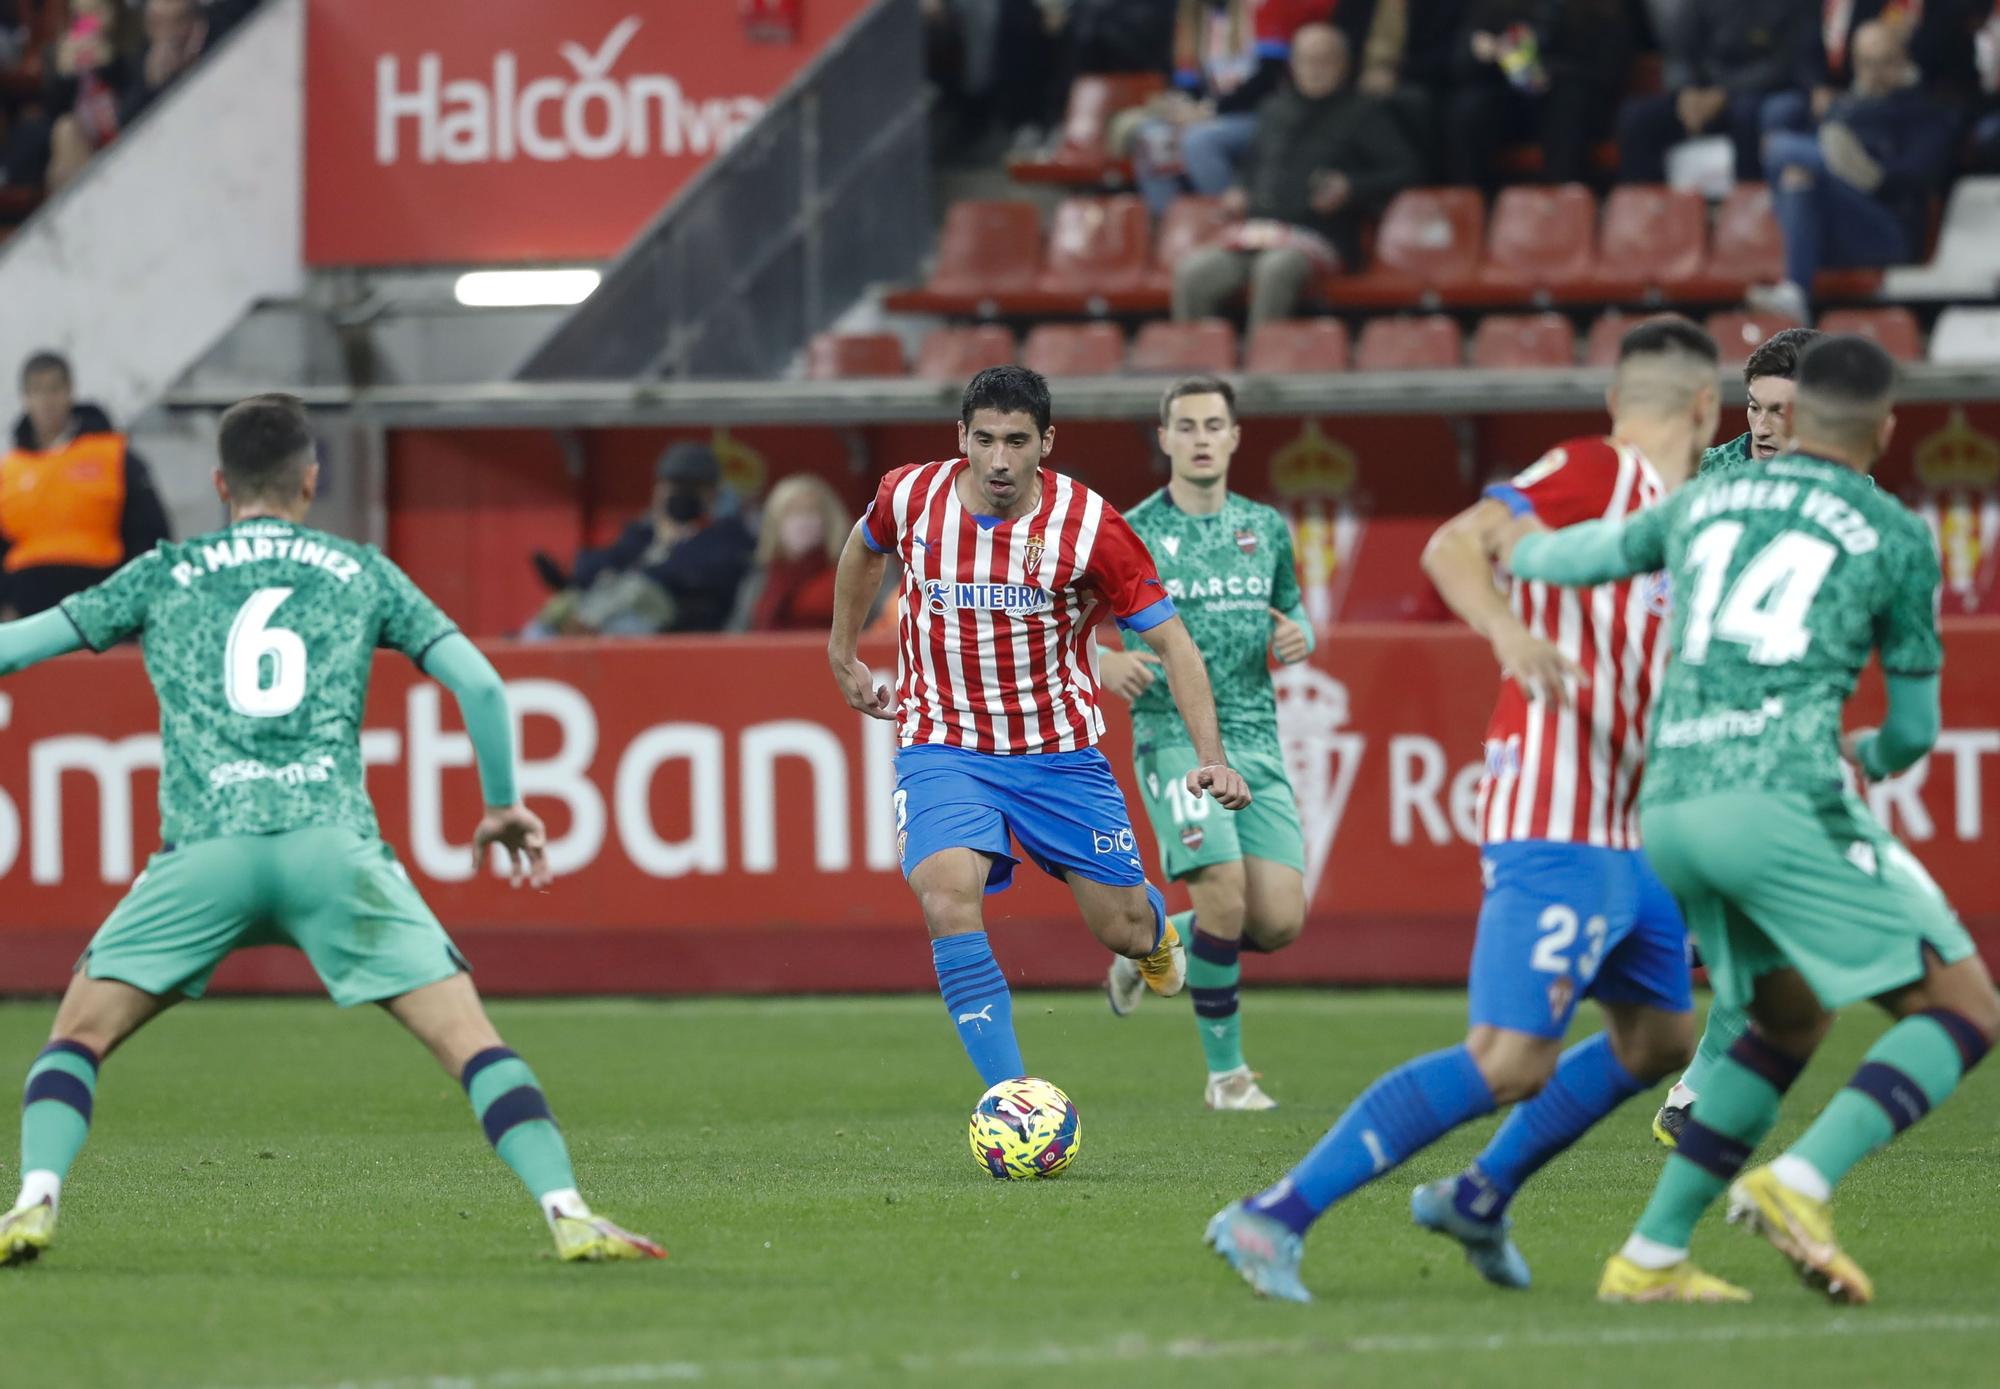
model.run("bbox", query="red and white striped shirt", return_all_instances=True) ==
[861,459,1174,754]
[1477,438,1671,848]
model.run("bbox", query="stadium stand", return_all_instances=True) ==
[1034,194,1153,307]
[1469,184,1598,306]
[1020,321,1123,377]
[1471,313,1578,370]
[1128,317,1236,375]
[1928,307,2000,365]
[1354,315,1463,372]
[1330,188,1485,309]
[1005,72,1162,188]
[885,200,1042,316]
[1583,184,1708,300]
[1706,310,1810,366]
[805,332,906,381]
[913,325,1018,381]
[1242,318,1350,374]
[1817,308,1925,363]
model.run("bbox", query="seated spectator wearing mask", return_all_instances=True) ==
[730,474,849,632]
[1,350,171,619]
[525,443,754,638]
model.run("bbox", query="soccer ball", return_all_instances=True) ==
[968,1077,1080,1180]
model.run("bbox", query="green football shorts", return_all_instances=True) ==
[82,826,468,1007]
[1640,787,1974,1012]
[1131,740,1306,880]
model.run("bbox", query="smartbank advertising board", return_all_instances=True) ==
[0,630,1995,995]
[303,0,872,265]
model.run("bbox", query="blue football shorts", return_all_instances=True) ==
[1466,840,1693,1037]
[894,743,1147,893]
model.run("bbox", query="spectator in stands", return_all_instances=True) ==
[35,0,131,190]
[1976,4,2000,172]
[118,0,213,126]
[1750,21,1956,323]
[1788,0,1987,119]
[1,351,171,619]
[1615,0,1816,184]
[1130,0,1334,215]
[1443,0,1633,191]
[925,0,1078,159]
[1173,24,1421,328]
[1340,0,1467,181]
[729,474,848,633]
[524,443,753,639]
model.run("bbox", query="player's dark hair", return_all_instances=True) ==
[1616,316,1718,368]
[19,350,70,387]
[1159,375,1236,426]
[961,365,1052,435]
[1742,327,1822,386]
[218,393,316,502]
[1794,334,1898,421]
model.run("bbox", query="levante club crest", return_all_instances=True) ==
[1235,529,1259,557]
[1024,533,1046,576]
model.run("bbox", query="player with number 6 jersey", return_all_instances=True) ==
[1207,318,1720,1304]
[0,394,663,1269]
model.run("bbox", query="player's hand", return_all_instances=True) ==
[1841,728,1878,784]
[1099,648,1162,701]
[1188,762,1252,811]
[1493,627,1585,706]
[474,804,552,890]
[1267,606,1310,665]
[831,654,897,721]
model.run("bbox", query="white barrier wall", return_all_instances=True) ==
[0,0,303,431]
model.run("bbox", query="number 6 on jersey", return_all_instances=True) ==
[225,587,308,718]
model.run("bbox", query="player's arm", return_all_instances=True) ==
[423,633,549,889]
[1267,517,1313,665]
[1421,496,1582,704]
[1135,615,1249,811]
[0,609,85,676]
[828,521,894,720]
[1844,673,1942,781]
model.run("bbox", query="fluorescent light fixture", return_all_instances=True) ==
[454,268,601,307]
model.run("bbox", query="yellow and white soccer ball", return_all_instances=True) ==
[968,1077,1081,1180]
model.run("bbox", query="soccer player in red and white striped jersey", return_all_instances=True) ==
[827,367,1250,1092]
[1209,319,1723,1302]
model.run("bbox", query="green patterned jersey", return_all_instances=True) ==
[1700,432,1754,474]
[1120,489,1302,753]
[60,519,458,846]
[1612,453,1942,806]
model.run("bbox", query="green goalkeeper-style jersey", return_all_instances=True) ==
[1611,451,1942,807]
[59,518,458,846]
[1119,489,1302,754]
[1700,432,1754,473]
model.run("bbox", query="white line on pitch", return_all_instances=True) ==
[246,1311,2000,1389]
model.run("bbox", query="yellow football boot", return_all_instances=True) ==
[0,1199,55,1267]
[1135,918,1186,998]
[552,1212,667,1263]
[1727,1165,1873,1305]
[1597,1254,1752,1303]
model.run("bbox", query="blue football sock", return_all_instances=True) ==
[1457,1032,1646,1222]
[931,932,1024,1087]
[1145,882,1167,950]
[1250,1045,1495,1235]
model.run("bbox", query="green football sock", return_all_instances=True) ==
[1634,1029,1803,1250]
[1184,912,1247,1075]
[1681,998,1750,1094]
[461,1047,578,1205]
[1788,1009,1988,1189]
[19,1041,99,1194]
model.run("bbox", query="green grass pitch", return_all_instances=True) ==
[4,989,1997,1388]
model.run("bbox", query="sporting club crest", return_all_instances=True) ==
[1273,664,1367,902]
[1023,533,1047,576]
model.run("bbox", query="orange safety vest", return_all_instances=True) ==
[0,432,129,572]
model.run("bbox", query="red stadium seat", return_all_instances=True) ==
[1471,313,1577,369]
[1331,188,1485,308]
[1706,310,1807,366]
[882,200,1042,315]
[913,326,1019,381]
[1584,310,1692,366]
[1008,72,1164,186]
[1587,185,1707,299]
[1354,315,1463,371]
[1128,318,1238,374]
[1243,318,1351,374]
[1694,184,1785,295]
[1034,195,1154,308]
[1021,322,1125,377]
[1471,184,1597,304]
[1139,195,1236,306]
[1819,307,1924,361]
[805,332,906,380]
